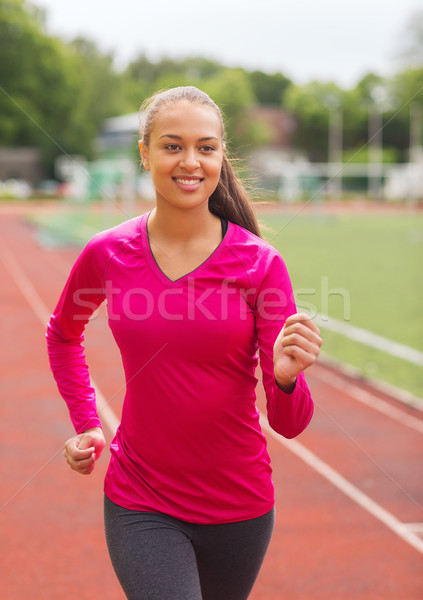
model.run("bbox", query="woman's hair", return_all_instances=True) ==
[139,86,262,238]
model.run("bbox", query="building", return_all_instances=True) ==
[94,113,140,159]
[0,147,44,186]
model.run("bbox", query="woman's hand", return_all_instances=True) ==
[273,313,322,392]
[63,427,106,475]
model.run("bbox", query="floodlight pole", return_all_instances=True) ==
[368,85,387,201]
[410,102,422,163]
[368,104,383,201]
[328,106,343,200]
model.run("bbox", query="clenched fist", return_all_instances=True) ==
[63,427,106,475]
[273,313,322,392]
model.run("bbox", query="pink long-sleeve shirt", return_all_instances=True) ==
[46,212,313,524]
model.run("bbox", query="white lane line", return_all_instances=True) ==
[1,247,120,436]
[399,523,423,533]
[315,314,423,367]
[312,368,423,435]
[2,248,51,326]
[259,415,423,555]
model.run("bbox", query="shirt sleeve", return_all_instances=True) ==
[254,250,314,439]
[46,236,106,434]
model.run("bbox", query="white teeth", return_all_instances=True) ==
[175,178,200,185]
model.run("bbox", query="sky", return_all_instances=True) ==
[36,0,421,88]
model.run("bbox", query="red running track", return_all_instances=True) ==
[0,210,422,599]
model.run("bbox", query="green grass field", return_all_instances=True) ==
[259,211,423,400]
[29,204,423,400]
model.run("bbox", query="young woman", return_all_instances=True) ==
[47,86,322,600]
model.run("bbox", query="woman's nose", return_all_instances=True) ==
[180,151,199,170]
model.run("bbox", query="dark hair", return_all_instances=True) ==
[139,86,262,238]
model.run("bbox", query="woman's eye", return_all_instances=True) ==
[200,145,215,152]
[164,144,181,151]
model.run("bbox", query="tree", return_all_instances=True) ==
[283,81,346,161]
[67,37,125,148]
[0,1,129,171]
[0,1,77,164]
[386,67,423,160]
[352,70,423,162]
[249,70,292,106]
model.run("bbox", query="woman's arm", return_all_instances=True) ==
[46,236,106,436]
[254,252,321,438]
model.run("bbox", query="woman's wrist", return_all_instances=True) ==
[274,369,296,394]
[82,426,103,434]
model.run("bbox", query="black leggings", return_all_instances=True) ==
[104,495,275,600]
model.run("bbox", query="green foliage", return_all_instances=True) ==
[0,0,420,174]
[343,146,399,163]
[0,1,75,165]
[283,66,422,163]
[369,68,423,161]
[249,70,292,105]
[66,38,125,155]
[354,72,386,105]
[0,0,126,171]
[284,81,344,160]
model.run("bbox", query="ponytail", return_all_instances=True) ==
[209,155,262,238]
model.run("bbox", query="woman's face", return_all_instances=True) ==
[140,101,224,212]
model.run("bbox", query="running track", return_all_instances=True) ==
[0,208,422,599]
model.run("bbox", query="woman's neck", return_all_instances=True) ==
[148,205,221,244]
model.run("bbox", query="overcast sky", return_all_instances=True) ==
[37,0,421,88]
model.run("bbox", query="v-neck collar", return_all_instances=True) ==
[140,212,232,285]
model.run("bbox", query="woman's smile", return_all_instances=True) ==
[173,176,204,191]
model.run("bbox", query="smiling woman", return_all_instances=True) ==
[46,85,322,600]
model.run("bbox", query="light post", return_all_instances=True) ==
[325,95,343,200]
[409,102,422,163]
[368,86,386,201]
[408,102,422,206]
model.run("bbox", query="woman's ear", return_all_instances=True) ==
[139,140,150,171]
